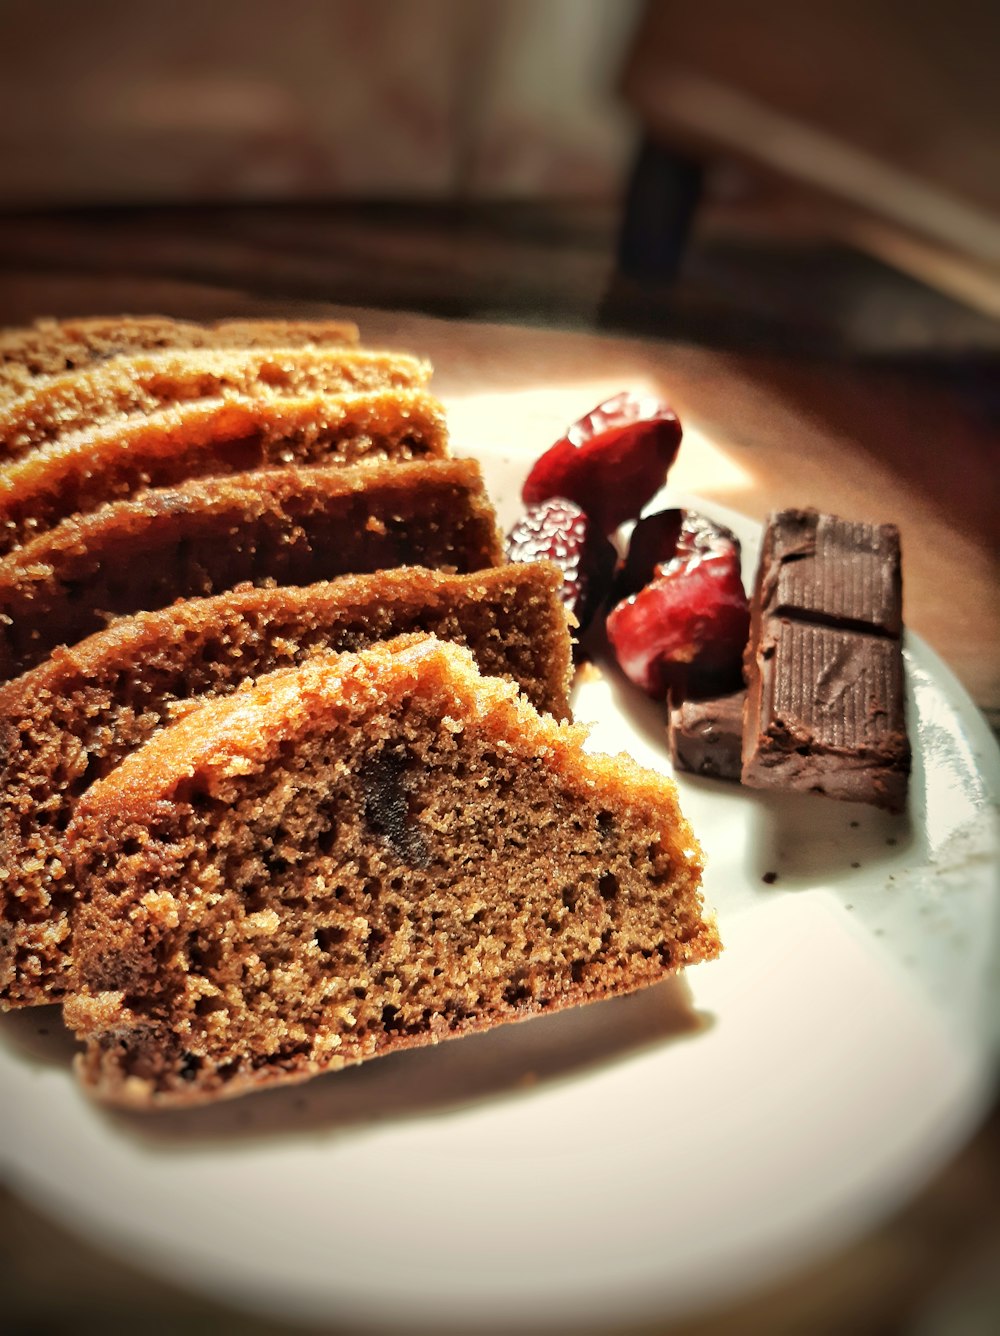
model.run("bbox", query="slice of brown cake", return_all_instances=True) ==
[0,315,359,402]
[0,347,432,460]
[0,387,449,554]
[0,458,502,681]
[0,563,571,1009]
[63,636,718,1108]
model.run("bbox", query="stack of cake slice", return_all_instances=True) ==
[0,564,573,1009]
[0,314,361,402]
[63,635,718,1108]
[0,314,718,1107]
[0,346,435,456]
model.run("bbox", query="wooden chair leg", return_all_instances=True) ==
[616,136,704,283]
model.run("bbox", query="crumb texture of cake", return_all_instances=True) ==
[0,458,502,680]
[64,637,717,1108]
[0,315,359,402]
[0,562,571,1008]
[0,387,449,554]
[0,347,432,460]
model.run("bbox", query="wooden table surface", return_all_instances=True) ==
[1,211,998,1333]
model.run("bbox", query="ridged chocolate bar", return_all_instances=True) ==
[757,510,902,636]
[742,509,910,812]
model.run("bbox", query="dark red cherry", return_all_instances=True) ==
[522,392,682,534]
[617,509,742,598]
[607,512,749,698]
[506,497,616,636]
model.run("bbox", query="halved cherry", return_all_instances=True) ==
[616,508,741,598]
[607,511,749,698]
[522,392,682,535]
[506,497,616,637]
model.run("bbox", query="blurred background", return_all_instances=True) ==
[1,1,998,1333]
[2,0,998,359]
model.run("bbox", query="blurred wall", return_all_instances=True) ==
[0,0,639,207]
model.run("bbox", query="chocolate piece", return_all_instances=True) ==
[757,509,902,637]
[744,620,909,809]
[669,690,745,782]
[743,509,909,812]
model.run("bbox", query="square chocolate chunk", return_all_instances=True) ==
[758,509,902,637]
[743,620,909,810]
[669,690,745,782]
[743,508,910,812]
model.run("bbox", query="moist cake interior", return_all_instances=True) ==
[66,639,715,1107]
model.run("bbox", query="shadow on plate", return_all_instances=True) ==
[106,975,710,1148]
[0,1003,80,1066]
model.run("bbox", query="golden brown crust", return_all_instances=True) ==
[0,561,570,719]
[0,387,449,554]
[0,562,571,1009]
[72,639,691,843]
[0,458,503,680]
[65,638,717,1109]
[0,315,359,402]
[0,347,431,461]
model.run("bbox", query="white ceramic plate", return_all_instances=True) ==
[2,454,998,1335]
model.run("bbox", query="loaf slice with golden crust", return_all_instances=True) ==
[0,563,571,1009]
[0,387,448,555]
[0,346,431,460]
[0,457,502,681]
[64,636,718,1108]
[0,315,359,402]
